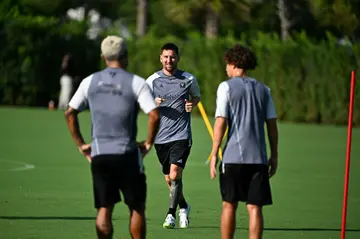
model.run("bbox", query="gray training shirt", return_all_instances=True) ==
[146,70,200,144]
[69,67,157,157]
[215,77,277,165]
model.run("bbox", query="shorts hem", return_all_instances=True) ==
[221,198,273,206]
[94,199,121,209]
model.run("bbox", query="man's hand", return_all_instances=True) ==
[268,157,278,178]
[78,144,91,162]
[138,141,152,157]
[185,99,194,112]
[155,97,164,106]
[210,155,218,180]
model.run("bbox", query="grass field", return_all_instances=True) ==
[0,107,359,239]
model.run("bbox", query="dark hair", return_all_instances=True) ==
[223,44,257,70]
[161,43,179,55]
[61,53,76,76]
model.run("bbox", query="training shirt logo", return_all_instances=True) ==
[96,81,122,95]
[109,72,117,78]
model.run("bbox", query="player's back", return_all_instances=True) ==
[87,68,140,156]
[223,77,270,165]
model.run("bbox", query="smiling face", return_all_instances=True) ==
[160,49,179,75]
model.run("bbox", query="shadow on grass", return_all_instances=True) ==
[1,217,359,233]
[185,226,360,232]
[264,228,360,232]
[0,216,149,221]
[0,216,96,220]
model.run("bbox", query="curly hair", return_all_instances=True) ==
[223,44,257,70]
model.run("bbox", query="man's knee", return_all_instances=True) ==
[222,201,238,211]
[128,202,146,215]
[169,172,178,181]
[247,204,262,215]
[164,175,171,187]
[169,165,183,181]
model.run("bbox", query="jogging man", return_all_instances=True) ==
[64,35,160,239]
[146,43,201,229]
[210,44,278,239]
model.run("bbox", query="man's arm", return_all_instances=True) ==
[185,76,201,111]
[190,96,200,106]
[64,75,91,160]
[211,82,229,157]
[64,107,86,148]
[266,119,278,159]
[211,117,227,157]
[145,73,158,97]
[145,108,160,145]
[209,82,229,179]
[134,75,160,155]
[265,88,278,177]
[146,73,164,106]
[189,76,201,105]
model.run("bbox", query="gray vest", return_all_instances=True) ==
[87,68,139,157]
[223,77,269,165]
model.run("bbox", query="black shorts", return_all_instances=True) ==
[154,139,192,175]
[219,163,272,206]
[91,150,146,209]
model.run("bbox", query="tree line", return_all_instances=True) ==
[0,0,359,125]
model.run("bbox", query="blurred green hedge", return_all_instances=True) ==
[0,16,100,106]
[0,20,359,126]
[126,31,360,126]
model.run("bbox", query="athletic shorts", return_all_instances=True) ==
[154,139,192,175]
[219,163,272,206]
[91,150,146,209]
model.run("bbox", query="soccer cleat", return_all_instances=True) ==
[162,214,176,229]
[179,204,191,228]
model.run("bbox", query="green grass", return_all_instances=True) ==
[0,107,359,239]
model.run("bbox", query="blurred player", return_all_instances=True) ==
[210,44,279,239]
[65,35,160,239]
[146,43,201,229]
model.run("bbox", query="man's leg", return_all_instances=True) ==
[163,166,190,229]
[177,176,188,211]
[247,204,263,239]
[129,204,146,239]
[168,164,183,216]
[91,155,121,239]
[221,201,238,239]
[96,206,114,239]
[162,164,183,228]
[246,165,271,239]
[164,173,188,210]
[120,150,147,239]
[172,139,191,228]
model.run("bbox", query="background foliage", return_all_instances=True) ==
[0,0,359,125]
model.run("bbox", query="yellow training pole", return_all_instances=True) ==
[197,102,224,162]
